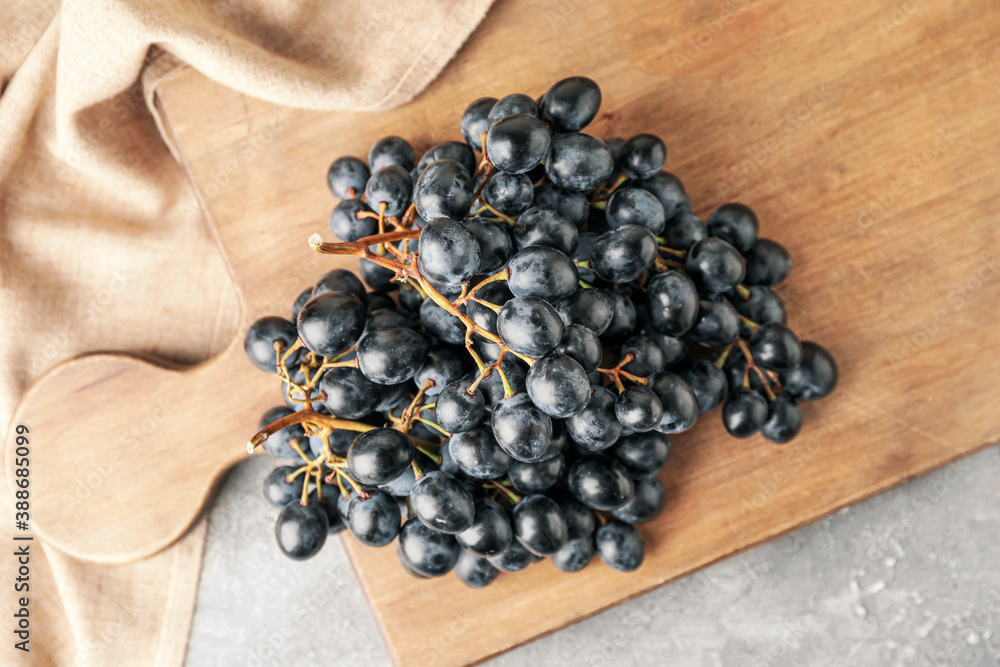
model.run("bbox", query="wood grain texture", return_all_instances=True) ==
[5,0,1000,662]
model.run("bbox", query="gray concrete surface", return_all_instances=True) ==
[186,445,1000,667]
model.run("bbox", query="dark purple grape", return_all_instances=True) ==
[567,386,622,451]
[659,212,707,251]
[621,335,668,377]
[327,156,369,200]
[245,316,298,373]
[595,521,644,571]
[456,497,513,557]
[744,238,793,286]
[491,392,553,462]
[688,299,740,347]
[599,289,637,345]
[482,170,534,215]
[560,500,597,543]
[398,517,460,577]
[678,359,728,414]
[436,379,486,433]
[318,367,385,419]
[417,218,482,285]
[634,171,689,220]
[410,470,475,534]
[360,256,398,292]
[462,96,498,148]
[346,428,415,485]
[552,537,595,572]
[552,289,614,335]
[276,503,328,560]
[591,225,657,283]
[447,427,511,479]
[347,489,401,546]
[476,358,528,408]
[497,296,564,357]
[611,477,665,524]
[296,292,366,358]
[545,132,615,191]
[685,237,747,294]
[540,76,601,132]
[722,389,769,437]
[533,183,589,227]
[507,245,579,301]
[526,353,591,418]
[417,141,477,176]
[615,386,664,433]
[486,114,551,174]
[606,187,666,235]
[513,494,568,556]
[778,341,838,400]
[487,93,540,129]
[357,326,429,385]
[508,454,564,494]
[368,136,415,172]
[610,431,671,479]
[263,466,304,507]
[364,165,412,218]
[734,285,787,330]
[378,451,435,497]
[455,551,500,588]
[366,308,413,333]
[749,323,802,372]
[555,324,603,372]
[314,268,368,308]
[291,287,312,322]
[512,207,578,255]
[413,347,464,396]
[414,159,474,221]
[643,271,699,337]
[487,540,534,572]
[762,394,802,444]
[329,198,376,242]
[616,134,667,180]
[568,456,634,510]
[707,203,759,252]
[419,298,466,345]
[647,371,698,434]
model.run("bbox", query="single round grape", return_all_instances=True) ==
[540,76,601,131]
[688,299,741,347]
[616,134,667,180]
[244,316,298,373]
[678,359,728,414]
[491,392,553,462]
[560,499,597,543]
[513,494,569,556]
[455,550,500,588]
[486,114,551,174]
[296,292,366,358]
[487,93,540,128]
[360,256,398,292]
[659,212,707,251]
[497,296,564,357]
[436,379,486,433]
[313,268,369,308]
[312,485,347,535]
[749,323,803,372]
[346,428,415,485]
[611,431,671,479]
[762,394,802,444]
[634,171,689,220]
[476,359,528,408]
[555,324,603,372]
[414,159,474,221]
[552,537,596,572]
[410,470,475,534]
[568,456,634,510]
[413,347,464,396]
[318,367,385,419]
[365,308,413,333]
[263,466,305,507]
[611,477,666,524]
[258,406,307,458]
[526,353,591,418]
[606,187,666,235]
[347,489,401,546]
[552,289,615,335]
[595,521,645,572]
[707,203,759,252]
[291,287,312,323]
[507,245,579,301]
[329,198,375,242]
[275,503,328,560]
[600,289,638,345]
[327,156,369,200]
[545,132,615,191]
[779,341,838,400]
[487,540,534,573]
[647,371,699,434]
[397,540,429,579]
[533,183,589,227]
[512,207,579,255]
[454,496,514,559]
[567,386,623,451]
[621,335,668,377]
[685,237,747,294]
[722,389,769,438]
[368,136,415,172]
[357,326,429,385]
[591,225,658,283]
[734,285,787,330]
[744,238,793,286]
[482,170,534,215]
[508,454,564,494]
[419,298,465,345]
[462,96,498,148]
[398,517,460,577]
[416,141,477,176]
[417,218,482,285]
[615,386,664,433]
[364,165,412,218]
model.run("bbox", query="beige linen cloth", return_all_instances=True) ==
[0,0,493,664]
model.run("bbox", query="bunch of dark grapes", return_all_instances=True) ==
[245,76,838,587]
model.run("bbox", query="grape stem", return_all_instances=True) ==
[735,338,777,401]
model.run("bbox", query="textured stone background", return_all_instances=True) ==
[186,445,1000,666]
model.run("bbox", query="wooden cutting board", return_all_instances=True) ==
[6,0,1000,664]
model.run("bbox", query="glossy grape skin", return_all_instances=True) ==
[410,471,475,534]
[436,379,486,433]
[560,500,597,543]
[647,371,699,434]
[467,282,512,334]
[634,171,690,220]
[487,540,534,573]
[513,494,569,556]
[678,359,728,414]
[314,268,368,308]
[346,428,415,485]
[275,503,328,560]
[706,203,758,253]
[378,451,435,496]
[659,212,707,251]
[312,485,348,535]
[296,292,366,358]
[417,218,482,285]
[364,165,412,218]
[512,207,578,255]
[540,76,602,132]
[595,521,645,572]
[617,134,667,180]
[244,316,298,373]
[258,407,307,458]
[360,257,398,292]
[744,238,793,287]
[416,141,477,176]
[263,466,305,507]
[291,287,313,323]
[462,96,498,148]
[413,347,464,396]
[600,289,638,345]
[722,389,769,438]
[497,296,565,357]
[413,159,473,221]
[487,93,540,128]
[688,299,741,347]
[398,517,460,577]
[486,114,551,174]
[329,198,376,242]
[553,290,615,335]
[318,367,385,419]
[615,386,664,433]
[482,170,534,215]
[448,428,511,480]
[327,156,369,200]
[455,497,514,557]
[476,359,528,408]
[508,454,565,494]
[568,457,634,511]
[612,477,666,524]
[357,326,429,385]
[346,489,401,547]
[419,298,466,345]
[553,537,596,572]
[591,225,658,283]
[555,324,603,372]
[545,132,615,191]
[366,308,413,333]
[734,285,787,330]
[567,385,623,451]
[685,237,747,294]
[507,246,579,301]
[368,136,415,172]
[526,353,591,418]
[533,183,589,227]
[621,335,668,377]
[610,431,671,479]
[749,323,803,372]
[762,394,802,444]
[778,341,838,400]
[606,188,666,235]
[455,550,500,588]
[456,222,510,277]
[492,392,553,462]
